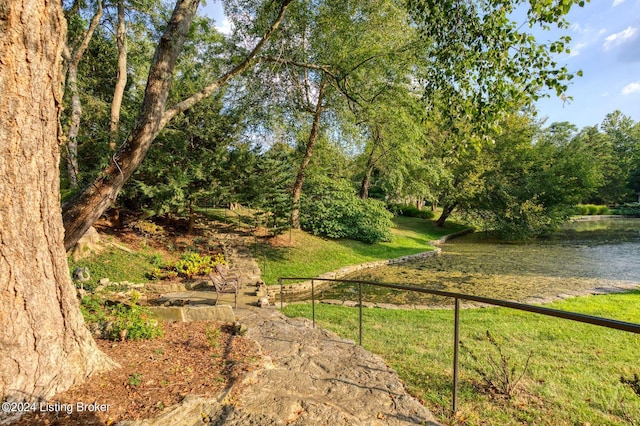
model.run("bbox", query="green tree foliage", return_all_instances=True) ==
[406,0,585,130]
[597,111,640,203]
[124,90,238,227]
[300,177,393,243]
[243,143,296,235]
[473,115,603,239]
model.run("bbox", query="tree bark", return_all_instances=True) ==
[63,0,103,187]
[0,0,116,404]
[62,0,293,250]
[62,0,200,250]
[359,126,382,200]
[436,203,456,227]
[360,163,373,199]
[109,0,127,150]
[290,79,328,229]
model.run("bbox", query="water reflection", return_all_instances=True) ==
[316,218,640,305]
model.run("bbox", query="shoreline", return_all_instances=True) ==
[281,282,639,311]
[268,228,473,299]
[271,219,640,309]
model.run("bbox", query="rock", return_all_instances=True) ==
[99,277,110,285]
[182,305,235,322]
[257,297,270,307]
[72,266,90,282]
[69,226,103,261]
[117,395,225,426]
[231,321,248,336]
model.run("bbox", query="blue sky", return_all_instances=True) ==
[534,0,640,128]
[201,1,639,129]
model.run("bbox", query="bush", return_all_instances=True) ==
[612,202,640,217]
[301,186,393,244]
[388,203,435,219]
[574,204,610,216]
[147,252,225,280]
[80,295,164,341]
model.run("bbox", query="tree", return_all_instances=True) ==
[599,111,639,203]
[62,0,293,250]
[0,0,116,403]
[62,0,104,187]
[471,115,603,239]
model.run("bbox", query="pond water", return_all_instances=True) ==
[314,218,640,306]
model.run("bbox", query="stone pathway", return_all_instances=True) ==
[224,306,440,425]
[124,305,440,426]
[137,228,441,425]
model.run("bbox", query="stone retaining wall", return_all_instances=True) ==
[268,228,474,298]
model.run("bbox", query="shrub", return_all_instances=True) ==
[574,205,588,215]
[301,187,393,244]
[388,203,434,220]
[612,203,640,217]
[132,220,165,237]
[574,204,610,216]
[147,252,225,280]
[460,331,533,399]
[80,295,164,341]
[110,303,163,341]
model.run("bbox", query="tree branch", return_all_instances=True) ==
[160,0,294,129]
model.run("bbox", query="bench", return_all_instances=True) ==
[208,264,242,308]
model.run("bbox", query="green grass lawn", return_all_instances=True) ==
[255,216,468,285]
[283,291,640,425]
[69,246,164,286]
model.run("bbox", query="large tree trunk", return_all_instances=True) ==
[359,126,381,200]
[360,164,373,199]
[291,79,328,229]
[0,0,116,405]
[62,0,293,250]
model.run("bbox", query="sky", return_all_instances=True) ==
[533,0,640,128]
[200,0,639,129]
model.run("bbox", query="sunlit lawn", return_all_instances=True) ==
[283,291,640,425]
[253,216,468,285]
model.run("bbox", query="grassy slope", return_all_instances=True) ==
[69,247,162,285]
[283,292,640,425]
[256,216,468,285]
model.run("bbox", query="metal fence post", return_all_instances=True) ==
[312,279,315,328]
[359,281,363,346]
[452,297,460,415]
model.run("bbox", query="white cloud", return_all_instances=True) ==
[569,42,588,57]
[612,0,626,6]
[603,26,638,49]
[621,81,640,94]
[216,18,233,35]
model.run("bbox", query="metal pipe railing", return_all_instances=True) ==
[277,276,640,415]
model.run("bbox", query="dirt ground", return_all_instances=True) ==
[13,321,261,425]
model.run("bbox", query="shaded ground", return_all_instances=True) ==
[12,322,260,425]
